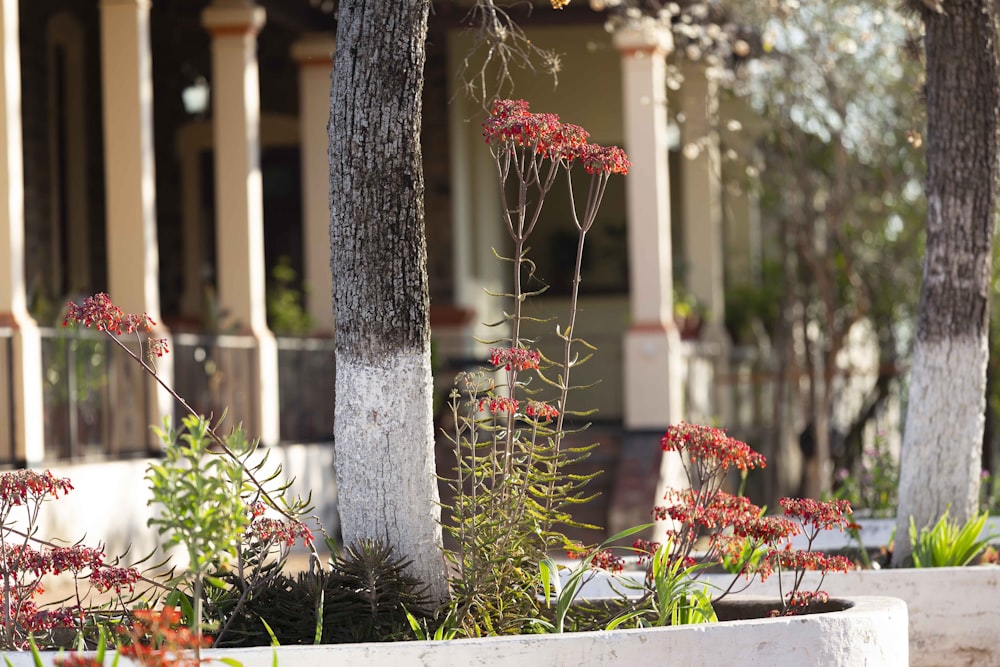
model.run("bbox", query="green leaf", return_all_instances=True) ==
[96,624,108,663]
[260,617,280,648]
[539,558,555,607]
[28,635,43,667]
[314,585,325,645]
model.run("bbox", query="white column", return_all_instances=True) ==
[0,0,43,463]
[614,25,683,430]
[720,95,762,289]
[613,24,688,542]
[100,0,161,320]
[202,1,279,445]
[291,33,335,334]
[100,0,172,450]
[678,62,727,342]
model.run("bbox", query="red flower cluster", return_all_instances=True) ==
[489,346,541,371]
[483,99,630,175]
[632,538,661,566]
[565,542,586,559]
[249,501,268,519]
[780,497,856,533]
[655,490,750,528]
[767,548,853,574]
[525,400,560,421]
[478,396,519,415]
[648,422,857,615]
[577,143,630,175]
[591,548,625,574]
[148,337,170,358]
[18,601,78,633]
[0,469,73,506]
[250,516,315,548]
[0,543,137,590]
[660,423,766,472]
[567,544,625,573]
[90,564,142,594]
[63,293,154,335]
[1,543,57,577]
[49,545,105,575]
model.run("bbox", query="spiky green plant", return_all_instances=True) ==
[909,509,996,568]
[219,538,432,647]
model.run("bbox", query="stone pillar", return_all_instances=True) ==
[0,0,43,463]
[615,25,682,429]
[202,1,279,445]
[677,62,727,343]
[611,24,685,538]
[678,63,731,427]
[445,42,507,358]
[100,0,172,450]
[291,33,335,334]
[720,95,762,290]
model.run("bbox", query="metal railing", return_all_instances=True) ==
[4,327,784,465]
[276,336,335,443]
[172,332,258,437]
[39,327,114,461]
[28,329,337,462]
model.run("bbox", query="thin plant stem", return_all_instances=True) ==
[100,331,303,530]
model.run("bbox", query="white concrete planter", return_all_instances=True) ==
[1,596,906,667]
[706,567,1000,667]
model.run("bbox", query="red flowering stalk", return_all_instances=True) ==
[0,470,73,508]
[63,293,154,336]
[649,422,857,616]
[445,100,629,634]
[758,497,858,614]
[0,538,143,648]
[64,293,166,363]
[486,100,629,531]
[0,471,88,647]
[63,294,312,539]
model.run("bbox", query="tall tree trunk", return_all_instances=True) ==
[893,0,999,566]
[329,0,447,599]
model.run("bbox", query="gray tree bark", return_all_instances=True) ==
[893,0,999,566]
[328,0,447,599]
